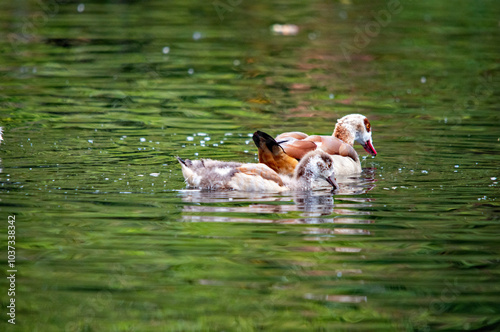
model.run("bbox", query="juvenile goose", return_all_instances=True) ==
[176,149,338,192]
[259,114,377,176]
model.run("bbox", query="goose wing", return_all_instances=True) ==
[279,135,359,161]
[305,136,359,162]
[280,140,318,160]
[237,164,284,186]
[276,131,310,142]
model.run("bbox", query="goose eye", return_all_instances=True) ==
[364,118,371,132]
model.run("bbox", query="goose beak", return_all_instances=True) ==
[325,175,339,190]
[362,139,377,156]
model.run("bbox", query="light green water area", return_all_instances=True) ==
[1,0,499,331]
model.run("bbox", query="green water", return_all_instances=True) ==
[1,0,499,331]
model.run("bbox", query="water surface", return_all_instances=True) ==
[1,0,499,331]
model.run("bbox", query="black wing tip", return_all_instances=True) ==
[253,130,274,140]
[252,130,286,154]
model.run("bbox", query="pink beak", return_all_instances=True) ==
[362,140,377,156]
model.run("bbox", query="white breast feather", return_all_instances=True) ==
[331,155,361,175]
[229,173,286,192]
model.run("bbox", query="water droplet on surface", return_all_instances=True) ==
[271,24,299,35]
[192,32,201,40]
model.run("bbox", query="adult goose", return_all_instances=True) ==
[256,114,377,176]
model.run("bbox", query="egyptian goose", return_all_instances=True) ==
[260,114,377,176]
[176,149,338,192]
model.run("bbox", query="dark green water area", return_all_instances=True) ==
[0,0,499,331]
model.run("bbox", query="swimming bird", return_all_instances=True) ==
[176,149,338,192]
[257,114,377,176]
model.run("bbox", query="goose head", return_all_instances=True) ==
[334,114,377,156]
[294,150,338,190]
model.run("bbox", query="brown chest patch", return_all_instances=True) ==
[334,125,352,144]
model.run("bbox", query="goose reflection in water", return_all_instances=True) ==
[178,179,375,306]
[177,171,377,306]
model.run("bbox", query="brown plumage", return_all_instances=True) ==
[253,130,359,177]
[253,114,376,176]
[252,130,300,175]
[277,134,359,162]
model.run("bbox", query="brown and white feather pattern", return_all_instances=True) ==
[275,113,377,176]
[176,150,337,192]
